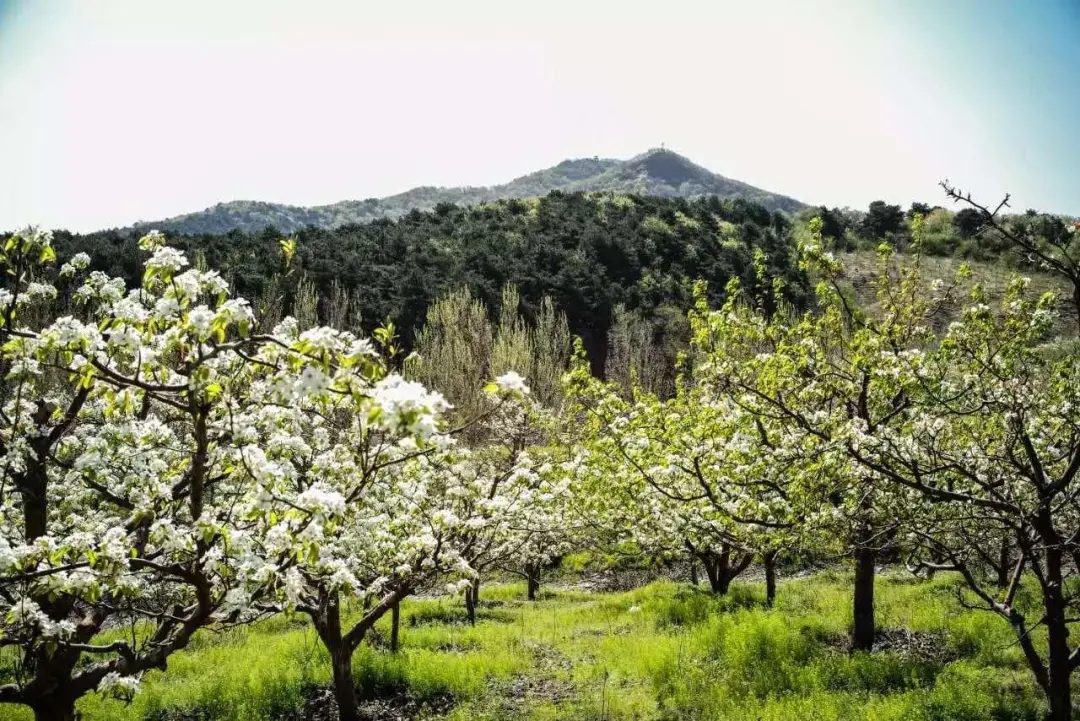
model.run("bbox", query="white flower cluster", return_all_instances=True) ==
[97,671,141,700]
[493,371,530,396]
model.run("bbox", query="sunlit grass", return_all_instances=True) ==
[0,572,1052,720]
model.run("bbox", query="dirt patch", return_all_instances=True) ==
[483,640,578,713]
[575,569,664,593]
[576,625,631,638]
[489,673,576,705]
[280,684,455,721]
[823,627,955,663]
[873,628,955,664]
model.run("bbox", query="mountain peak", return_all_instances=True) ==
[130,152,804,235]
[623,148,709,186]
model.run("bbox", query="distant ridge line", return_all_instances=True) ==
[127,148,805,235]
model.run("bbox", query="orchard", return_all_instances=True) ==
[2,216,1080,719]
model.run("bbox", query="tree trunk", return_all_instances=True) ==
[466,578,481,625]
[763,551,777,608]
[526,567,539,602]
[331,647,362,721]
[390,601,400,653]
[703,548,730,594]
[314,592,363,721]
[31,691,78,721]
[852,547,876,652]
[699,546,752,596]
[712,572,732,595]
[465,584,477,626]
[689,556,699,586]
[1043,546,1072,721]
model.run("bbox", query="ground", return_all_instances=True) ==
[0,571,1052,720]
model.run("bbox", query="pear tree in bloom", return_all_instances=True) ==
[565,341,798,605]
[719,228,1080,716]
[435,373,572,616]
[849,273,1080,721]
[226,333,532,720]
[695,219,957,650]
[0,229,272,721]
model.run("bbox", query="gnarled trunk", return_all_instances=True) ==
[31,694,77,721]
[698,545,753,596]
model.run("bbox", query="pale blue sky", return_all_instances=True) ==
[0,0,1076,231]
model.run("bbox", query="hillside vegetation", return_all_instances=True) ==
[50,191,809,372]
[838,250,1077,335]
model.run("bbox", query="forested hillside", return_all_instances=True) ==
[124,149,806,235]
[47,191,810,373]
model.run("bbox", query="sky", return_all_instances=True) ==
[0,0,1077,231]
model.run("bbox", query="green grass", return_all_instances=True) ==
[0,573,1053,720]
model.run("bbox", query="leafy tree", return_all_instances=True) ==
[567,319,801,605]
[693,211,1080,717]
[229,317,531,720]
[813,206,849,243]
[692,219,958,650]
[952,207,985,238]
[917,208,960,256]
[529,296,572,409]
[490,285,533,385]
[411,287,493,429]
[907,202,932,219]
[860,200,905,240]
[605,304,669,398]
[439,395,568,620]
[850,274,1080,720]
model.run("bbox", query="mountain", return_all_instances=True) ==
[130,149,805,235]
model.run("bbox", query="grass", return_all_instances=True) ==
[0,572,1053,720]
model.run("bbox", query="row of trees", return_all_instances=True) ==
[800,195,1078,267]
[556,212,1080,719]
[383,193,1080,718]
